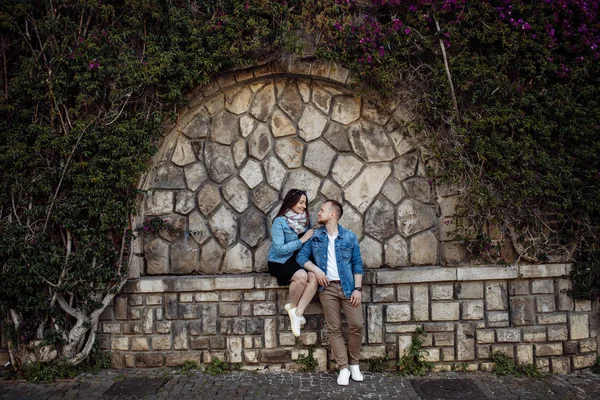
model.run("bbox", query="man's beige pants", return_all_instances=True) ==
[319,282,363,370]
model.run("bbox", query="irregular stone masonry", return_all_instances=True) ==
[99,264,600,373]
[134,61,441,277]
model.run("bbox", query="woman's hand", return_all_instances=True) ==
[300,228,315,244]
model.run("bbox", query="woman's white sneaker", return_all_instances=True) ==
[288,307,302,337]
[349,364,364,381]
[337,368,351,386]
[284,303,306,325]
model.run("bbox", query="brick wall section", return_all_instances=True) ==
[99,264,600,373]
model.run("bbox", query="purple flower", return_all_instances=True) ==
[404,27,412,35]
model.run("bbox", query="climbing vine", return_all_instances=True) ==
[1,0,599,370]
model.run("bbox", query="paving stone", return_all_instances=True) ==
[250,83,276,121]
[397,199,437,237]
[304,140,336,177]
[348,120,395,162]
[275,137,304,168]
[208,206,238,247]
[364,197,396,241]
[345,164,392,213]
[184,162,208,191]
[270,109,296,138]
[331,96,361,125]
[384,235,409,267]
[225,86,253,115]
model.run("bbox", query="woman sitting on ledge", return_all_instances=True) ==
[268,189,318,337]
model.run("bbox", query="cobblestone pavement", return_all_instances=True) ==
[1,368,600,400]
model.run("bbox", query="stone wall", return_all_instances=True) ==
[110,62,599,372]
[100,264,599,373]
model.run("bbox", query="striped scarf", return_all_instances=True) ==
[284,210,307,234]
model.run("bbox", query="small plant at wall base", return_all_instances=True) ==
[491,352,544,379]
[397,328,432,377]
[296,346,319,372]
[204,358,241,376]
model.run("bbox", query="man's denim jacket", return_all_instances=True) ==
[267,216,306,264]
[296,224,363,298]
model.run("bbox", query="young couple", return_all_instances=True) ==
[267,189,365,386]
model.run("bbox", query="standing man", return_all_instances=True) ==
[296,199,364,386]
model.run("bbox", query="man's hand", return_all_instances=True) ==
[350,290,362,307]
[313,268,328,286]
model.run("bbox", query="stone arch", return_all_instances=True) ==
[131,61,441,277]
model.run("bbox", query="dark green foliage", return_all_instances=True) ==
[491,351,544,379]
[204,358,241,376]
[0,0,302,366]
[296,346,319,372]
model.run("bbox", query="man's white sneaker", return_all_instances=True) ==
[349,364,364,381]
[284,303,306,325]
[288,307,302,337]
[337,368,351,386]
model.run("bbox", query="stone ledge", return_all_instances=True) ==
[126,264,573,293]
[377,267,457,284]
[456,265,518,281]
[519,264,570,278]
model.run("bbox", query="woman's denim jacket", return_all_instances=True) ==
[267,216,307,264]
[296,225,363,298]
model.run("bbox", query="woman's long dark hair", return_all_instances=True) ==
[274,188,311,227]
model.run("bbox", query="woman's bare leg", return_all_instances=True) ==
[295,271,318,316]
[289,269,308,308]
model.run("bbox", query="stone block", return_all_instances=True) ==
[535,343,563,357]
[419,348,440,362]
[536,357,550,372]
[135,353,164,368]
[378,267,456,284]
[491,344,514,358]
[485,282,508,311]
[509,280,530,296]
[398,336,412,356]
[431,302,460,321]
[531,279,554,294]
[441,242,470,265]
[210,336,226,349]
[547,326,568,341]
[165,352,202,367]
[457,266,517,281]
[409,231,438,266]
[442,347,455,361]
[191,337,210,350]
[386,304,411,322]
[386,324,422,334]
[572,353,596,369]
[523,327,547,342]
[537,313,567,325]
[373,287,395,303]
[579,338,597,353]
[431,284,454,300]
[102,322,121,333]
[412,285,430,321]
[179,304,200,320]
[487,312,509,328]
[368,305,383,344]
[455,282,483,299]
[396,285,411,302]
[569,314,589,339]
[551,357,571,374]
[220,304,240,317]
[146,295,163,306]
[111,337,129,351]
[434,332,455,347]
[456,323,475,361]
[477,329,495,344]
[152,335,172,351]
[461,300,484,320]
[496,328,521,343]
[536,295,556,313]
[476,344,491,359]
[261,349,291,363]
[254,303,277,316]
[516,345,533,365]
[359,345,387,360]
[264,318,277,349]
[131,337,149,351]
[557,279,573,311]
[423,323,455,332]
[574,299,592,312]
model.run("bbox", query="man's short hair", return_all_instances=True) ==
[325,199,343,218]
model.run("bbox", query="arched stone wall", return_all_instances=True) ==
[131,61,439,277]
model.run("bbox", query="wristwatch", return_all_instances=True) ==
[354,287,362,292]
